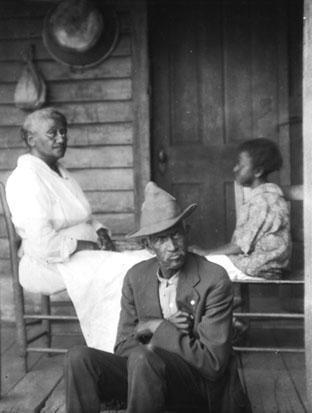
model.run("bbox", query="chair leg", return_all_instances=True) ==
[13,283,28,372]
[41,295,52,349]
[240,284,250,312]
[240,284,250,340]
[232,284,250,346]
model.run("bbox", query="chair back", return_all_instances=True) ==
[0,182,21,286]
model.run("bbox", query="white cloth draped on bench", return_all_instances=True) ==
[58,248,153,352]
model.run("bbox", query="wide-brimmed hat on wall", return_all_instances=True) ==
[42,0,119,69]
[127,181,197,239]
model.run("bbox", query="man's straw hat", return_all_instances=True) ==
[127,182,197,238]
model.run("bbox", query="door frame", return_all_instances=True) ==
[131,2,151,226]
[303,0,312,409]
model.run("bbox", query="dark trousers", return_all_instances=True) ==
[65,344,224,413]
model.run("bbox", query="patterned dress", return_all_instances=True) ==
[228,183,291,278]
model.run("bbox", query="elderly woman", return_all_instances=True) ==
[6,107,152,351]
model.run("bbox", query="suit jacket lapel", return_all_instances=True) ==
[139,259,163,318]
[176,254,200,315]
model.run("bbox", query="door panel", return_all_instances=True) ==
[150,0,289,247]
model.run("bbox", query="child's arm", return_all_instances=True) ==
[189,242,243,257]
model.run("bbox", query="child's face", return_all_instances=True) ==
[233,151,256,187]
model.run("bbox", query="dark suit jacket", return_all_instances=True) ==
[114,252,233,382]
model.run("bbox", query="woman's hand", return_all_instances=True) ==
[96,228,116,251]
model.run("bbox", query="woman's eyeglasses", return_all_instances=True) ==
[46,128,67,140]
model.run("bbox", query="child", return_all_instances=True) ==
[190,138,292,281]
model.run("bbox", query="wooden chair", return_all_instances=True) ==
[0,182,78,372]
[232,183,304,353]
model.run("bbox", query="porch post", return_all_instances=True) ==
[303,0,312,410]
[131,1,151,226]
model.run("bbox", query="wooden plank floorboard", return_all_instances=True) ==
[1,341,44,396]
[241,352,306,413]
[273,329,308,411]
[42,378,127,413]
[280,353,308,413]
[1,324,16,354]
[0,356,63,413]
[0,333,82,412]
[1,324,307,413]
[41,379,65,413]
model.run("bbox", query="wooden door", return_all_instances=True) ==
[149,0,289,247]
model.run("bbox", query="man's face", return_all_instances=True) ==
[28,116,67,163]
[147,222,187,278]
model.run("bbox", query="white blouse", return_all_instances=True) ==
[6,154,103,293]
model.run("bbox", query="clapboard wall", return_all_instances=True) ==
[0,0,149,319]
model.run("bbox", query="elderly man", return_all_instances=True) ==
[65,182,247,413]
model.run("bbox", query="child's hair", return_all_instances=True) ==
[238,138,283,177]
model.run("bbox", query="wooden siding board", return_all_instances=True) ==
[0,146,133,169]
[0,102,133,126]
[0,57,131,82]
[0,123,133,148]
[70,169,133,191]
[0,34,131,61]
[0,79,132,104]
[85,190,134,213]
[0,12,130,39]
[93,212,135,234]
[0,168,133,191]
[64,147,133,168]
[0,212,135,238]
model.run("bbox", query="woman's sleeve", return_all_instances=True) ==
[232,197,268,255]
[6,171,77,263]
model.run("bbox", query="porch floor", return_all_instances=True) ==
[0,323,308,413]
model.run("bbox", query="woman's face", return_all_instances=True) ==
[233,151,256,187]
[28,116,67,164]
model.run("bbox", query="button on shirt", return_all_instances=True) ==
[157,270,179,319]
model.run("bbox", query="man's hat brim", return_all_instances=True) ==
[42,5,119,69]
[126,203,197,239]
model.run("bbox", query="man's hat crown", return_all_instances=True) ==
[127,181,197,238]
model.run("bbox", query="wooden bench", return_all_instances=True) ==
[232,183,304,353]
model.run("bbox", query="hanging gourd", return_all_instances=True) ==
[14,44,47,111]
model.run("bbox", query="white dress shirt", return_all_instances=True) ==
[157,269,179,318]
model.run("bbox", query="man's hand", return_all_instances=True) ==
[96,228,116,251]
[168,311,193,334]
[135,319,163,344]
